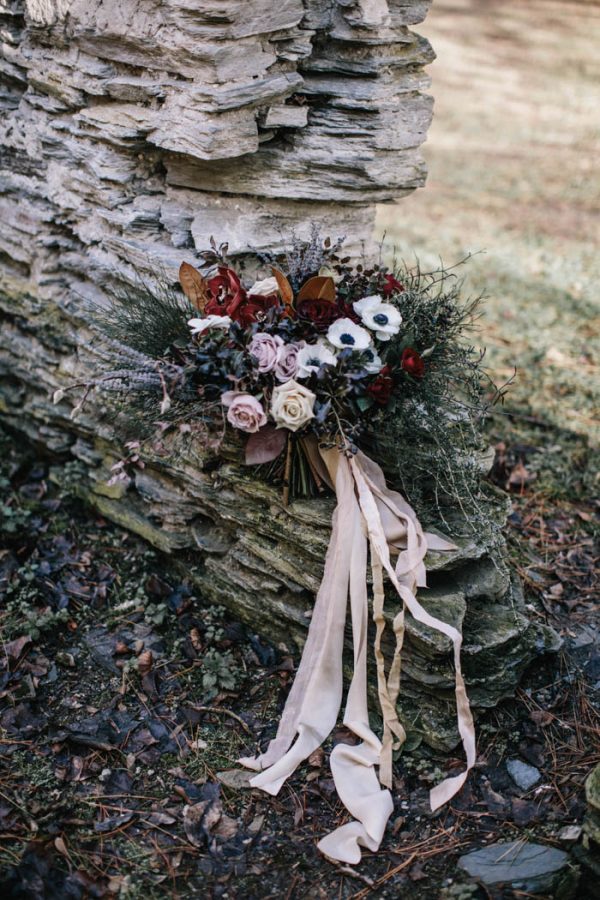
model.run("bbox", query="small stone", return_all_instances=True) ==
[557,825,582,843]
[458,841,569,889]
[507,758,541,791]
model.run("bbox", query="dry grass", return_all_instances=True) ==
[377,0,600,445]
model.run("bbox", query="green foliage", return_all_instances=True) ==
[0,474,33,535]
[93,270,194,359]
[365,258,505,536]
[200,647,239,695]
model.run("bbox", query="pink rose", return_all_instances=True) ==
[222,392,267,433]
[274,341,305,383]
[249,332,284,374]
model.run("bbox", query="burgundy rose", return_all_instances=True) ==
[335,298,361,324]
[296,298,339,332]
[400,348,425,379]
[235,293,280,327]
[367,364,394,406]
[382,274,404,297]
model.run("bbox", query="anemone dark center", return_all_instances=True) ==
[340,333,355,345]
[373,313,388,326]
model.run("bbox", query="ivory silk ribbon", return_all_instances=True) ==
[240,444,476,864]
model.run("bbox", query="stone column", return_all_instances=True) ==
[0,0,434,302]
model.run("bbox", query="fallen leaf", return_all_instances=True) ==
[308,748,324,767]
[94,812,135,833]
[4,635,32,665]
[138,650,153,676]
[530,709,554,727]
[214,813,238,839]
[54,836,69,858]
[217,769,254,790]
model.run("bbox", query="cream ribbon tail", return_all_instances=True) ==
[240,446,476,863]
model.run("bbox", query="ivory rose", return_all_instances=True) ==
[271,380,316,432]
[221,392,267,433]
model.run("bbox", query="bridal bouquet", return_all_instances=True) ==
[176,250,430,502]
[60,234,499,864]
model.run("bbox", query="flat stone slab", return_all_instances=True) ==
[459,841,568,887]
[507,758,542,791]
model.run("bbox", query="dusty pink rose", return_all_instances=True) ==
[222,392,267,433]
[249,332,284,374]
[274,341,305,383]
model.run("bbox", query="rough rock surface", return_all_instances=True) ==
[0,0,434,296]
[0,0,559,749]
[0,293,559,749]
[458,841,577,897]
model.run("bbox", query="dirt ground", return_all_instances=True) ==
[1,1,599,898]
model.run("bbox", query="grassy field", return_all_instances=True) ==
[378,0,600,448]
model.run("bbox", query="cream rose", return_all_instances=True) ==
[221,391,267,433]
[270,380,316,432]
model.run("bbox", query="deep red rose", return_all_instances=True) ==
[367,364,394,406]
[382,274,404,297]
[335,298,361,324]
[401,348,425,379]
[296,298,340,332]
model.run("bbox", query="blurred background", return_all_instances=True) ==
[378,0,600,452]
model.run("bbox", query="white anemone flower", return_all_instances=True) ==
[326,317,372,351]
[360,346,384,375]
[188,315,232,336]
[353,295,402,341]
[296,341,337,379]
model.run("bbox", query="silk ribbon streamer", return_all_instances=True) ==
[240,444,476,864]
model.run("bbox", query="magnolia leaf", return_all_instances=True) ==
[271,267,294,306]
[245,426,287,466]
[297,275,336,303]
[179,262,209,312]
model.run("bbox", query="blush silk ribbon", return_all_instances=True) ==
[240,444,476,864]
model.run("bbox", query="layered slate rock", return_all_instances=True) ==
[0,0,434,295]
[0,296,559,750]
[458,842,578,897]
[0,1,559,749]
